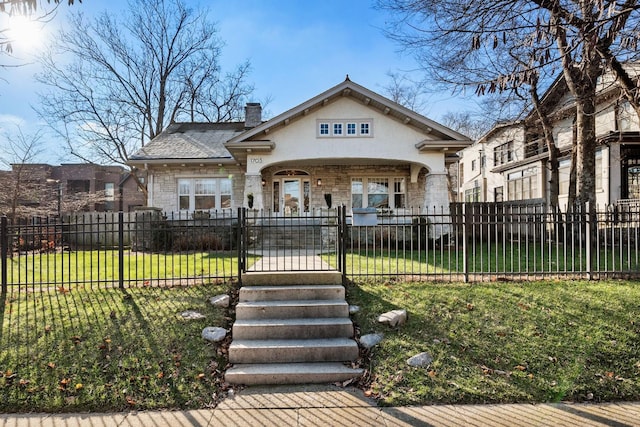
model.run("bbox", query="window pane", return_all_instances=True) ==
[333,123,342,135]
[195,196,215,210]
[179,195,190,210]
[220,178,231,194]
[360,123,369,134]
[347,123,356,134]
[195,179,215,195]
[220,195,231,209]
[178,180,190,195]
[369,194,389,208]
[367,178,388,194]
[352,194,363,208]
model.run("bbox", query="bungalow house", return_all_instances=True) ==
[457,66,640,208]
[129,77,472,215]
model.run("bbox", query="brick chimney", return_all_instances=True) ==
[244,102,262,128]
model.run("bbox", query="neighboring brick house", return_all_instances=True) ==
[129,77,472,215]
[457,67,640,207]
[2,163,146,215]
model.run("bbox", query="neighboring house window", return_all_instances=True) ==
[178,178,232,211]
[347,123,357,135]
[494,186,503,202]
[105,182,115,211]
[333,123,343,135]
[494,141,514,166]
[507,167,538,200]
[319,123,329,135]
[465,185,480,202]
[596,151,603,191]
[351,177,406,209]
[471,159,476,171]
[559,159,570,195]
[360,123,370,135]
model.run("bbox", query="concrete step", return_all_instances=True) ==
[229,338,360,364]
[242,271,342,286]
[236,300,349,320]
[233,318,354,340]
[239,285,345,302]
[224,362,363,385]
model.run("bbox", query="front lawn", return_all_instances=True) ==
[0,282,235,412]
[347,279,640,406]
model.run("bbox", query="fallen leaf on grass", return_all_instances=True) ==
[515,365,527,371]
[428,370,437,378]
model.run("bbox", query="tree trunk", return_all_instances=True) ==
[574,94,597,211]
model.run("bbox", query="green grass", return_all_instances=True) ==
[0,282,235,412]
[323,243,640,277]
[6,250,257,286]
[347,279,640,406]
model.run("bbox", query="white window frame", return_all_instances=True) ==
[351,177,406,209]
[507,166,538,200]
[177,177,232,211]
[317,119,374,138]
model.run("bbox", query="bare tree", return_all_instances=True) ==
[35,0,255,197]
[382,71,431,113]
[0,125,48,220]
[379,0,640,209]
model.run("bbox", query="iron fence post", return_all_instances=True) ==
[118,212,125,289]
[339,206,347,283]
[585,202,592,280]
[237,207,244,286]
[462,203,469,283]
[1,216,7,292]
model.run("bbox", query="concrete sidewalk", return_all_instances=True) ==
[1,385,639,426]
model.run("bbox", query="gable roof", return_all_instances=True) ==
[130,77,472,166]
[229,77,471,144]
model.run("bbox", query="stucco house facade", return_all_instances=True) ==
[457,68,640,208]
[129,78,471,215]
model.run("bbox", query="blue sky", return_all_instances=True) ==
[0,0,472,164]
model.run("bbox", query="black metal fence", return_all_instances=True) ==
[2,203,640,292]
[1,210,239,292]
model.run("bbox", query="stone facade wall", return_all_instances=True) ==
[260,164,428,210]
[149,163,448,213]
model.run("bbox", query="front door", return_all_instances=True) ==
[282,179,301,214]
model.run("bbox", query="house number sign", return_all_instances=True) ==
[250,158,263,164]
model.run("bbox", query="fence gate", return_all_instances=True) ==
[238,207,346,275]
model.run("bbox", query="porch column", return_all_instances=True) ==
[244,174,264,210]
[424,171,451,240]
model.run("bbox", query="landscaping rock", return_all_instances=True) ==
[180,310,205,320]
[378,309,407,327]
[202,327,227,343]
[407,352,433,368]
[349,305,360,314]
[359,333,384,349]
[209,294,230,307]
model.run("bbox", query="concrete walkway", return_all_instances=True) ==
[1,385,639,426]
